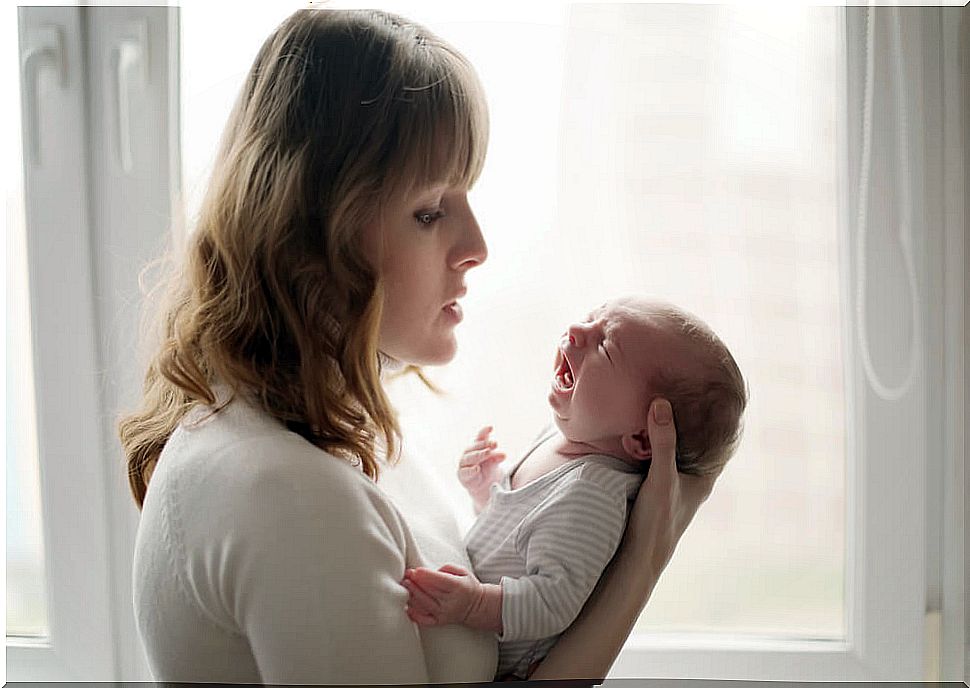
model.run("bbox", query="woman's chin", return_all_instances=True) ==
[390,336,457,368]
[430,340,459,366]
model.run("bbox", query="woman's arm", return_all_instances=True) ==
[529,398,720,681]
[229,441,431,685]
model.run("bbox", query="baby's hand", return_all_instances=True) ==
[458,426,507,510]
[402,565,483,627]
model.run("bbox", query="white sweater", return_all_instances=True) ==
[132,391,497,685]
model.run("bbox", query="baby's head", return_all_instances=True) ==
[548,296,747,476]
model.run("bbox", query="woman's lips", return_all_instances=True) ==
[442,287,467,324]
[442,301,463,323]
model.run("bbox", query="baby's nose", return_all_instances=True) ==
[566,323,588,347]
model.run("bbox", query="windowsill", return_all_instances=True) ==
[6,635,52,649]
[625,632,848,652]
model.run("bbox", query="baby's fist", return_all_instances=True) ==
[402,564,482,628]
[458,426,506,504]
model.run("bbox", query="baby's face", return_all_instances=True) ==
[548,297,695,456]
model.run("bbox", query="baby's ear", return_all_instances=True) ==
[621,430,652,461]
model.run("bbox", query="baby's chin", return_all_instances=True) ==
[549,418,606,448]
[550,411,569,437]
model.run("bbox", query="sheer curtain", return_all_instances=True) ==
[383,4,966,678]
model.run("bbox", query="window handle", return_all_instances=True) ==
[110,20,149,173]
[21,24,66,167]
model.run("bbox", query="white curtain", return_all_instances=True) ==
[390,5,968,677]
[399,4,850,640]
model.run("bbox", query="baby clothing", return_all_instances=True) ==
[463,430,644,679]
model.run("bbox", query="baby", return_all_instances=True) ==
[400,295,748,680]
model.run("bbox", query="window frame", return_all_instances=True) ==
[9,5,179,681]
[10,7,116,680]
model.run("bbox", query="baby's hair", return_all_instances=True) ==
[647,304,748,477]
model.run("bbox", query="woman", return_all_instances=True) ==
[119,8,718,684]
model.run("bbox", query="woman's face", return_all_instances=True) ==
[366,183,487,366]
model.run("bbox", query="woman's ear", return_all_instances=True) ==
[621,429,652,461]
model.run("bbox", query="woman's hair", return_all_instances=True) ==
[647,306,749,477]
[118,9,488,507]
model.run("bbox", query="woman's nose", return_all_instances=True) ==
[450,196,487,271]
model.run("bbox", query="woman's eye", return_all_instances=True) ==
[415,209,445,227]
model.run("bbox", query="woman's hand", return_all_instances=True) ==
[529,397,720,681]
[627,397,719,583]
[457,426,507,513]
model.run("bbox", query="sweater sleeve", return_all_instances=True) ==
[497,478,627,642]
[218,443,430,685]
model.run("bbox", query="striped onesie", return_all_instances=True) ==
[463,431,644,679]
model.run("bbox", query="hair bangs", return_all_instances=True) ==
[386,38,489,199]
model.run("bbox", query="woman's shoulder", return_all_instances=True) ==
[172,394,351,468]
[151,395,399,531]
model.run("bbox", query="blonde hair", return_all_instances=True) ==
[119,9,488,507]
[648,305,749,477]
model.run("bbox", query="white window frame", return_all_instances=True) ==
[937,8,968,684]
[10,5,179,682]
[8,4,965,683]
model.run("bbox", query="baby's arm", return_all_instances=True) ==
[457,426,507,515]
[403,479,626,642]
[402,565,503,633]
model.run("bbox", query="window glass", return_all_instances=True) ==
[7,4,50,638]
[179,1,845,640]
[389,5,846,640]
[621,7,845,637]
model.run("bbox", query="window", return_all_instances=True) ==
[9,2,964,683]
[8,6,177,681]
[387,2,846,643]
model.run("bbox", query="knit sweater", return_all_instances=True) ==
[132,390,497,684]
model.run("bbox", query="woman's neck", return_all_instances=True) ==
[378,351,405,378]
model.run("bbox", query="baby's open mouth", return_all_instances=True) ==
[554,352,575,392]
